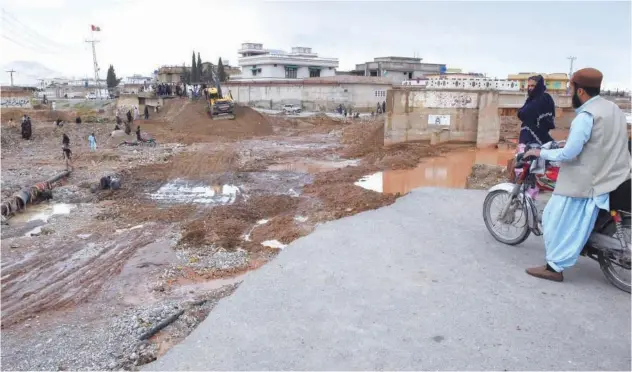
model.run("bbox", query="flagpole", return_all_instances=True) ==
[86,26,101,98]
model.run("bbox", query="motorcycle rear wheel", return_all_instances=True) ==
[598,216,631,293]
[483,190,531,245]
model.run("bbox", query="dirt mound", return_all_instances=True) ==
[180,195,300,249]
[466,163,508,190]
[303,165,397,220]
[305,182,397,220]
[166,101,273,143]
[2,109,75,123]
[250,215,302,244]
[127,149,239,183]
[341,122,385,158]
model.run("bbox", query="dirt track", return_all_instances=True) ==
[1,98,473,370]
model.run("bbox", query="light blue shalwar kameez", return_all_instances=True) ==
[539,96,609,272]
[88,135,97,152]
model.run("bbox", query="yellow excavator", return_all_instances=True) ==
[206,82,235,120]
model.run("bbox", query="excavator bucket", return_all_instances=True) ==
[209,100,235,120]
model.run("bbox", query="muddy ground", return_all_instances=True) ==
[1,98,475,370]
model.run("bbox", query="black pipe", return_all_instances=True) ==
[46,171,71,185]
[138,309,184,341]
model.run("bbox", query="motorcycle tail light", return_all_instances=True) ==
[611,210,622,222]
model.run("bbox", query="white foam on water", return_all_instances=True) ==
[149,179,241,204]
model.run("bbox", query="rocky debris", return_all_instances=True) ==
[1,285,237,371]
[1,103,480,371]
[466,163,508,190]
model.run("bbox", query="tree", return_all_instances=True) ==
[201,63,214,83]
[180,62,191,85]
[197,52,203,83]
[217,57,226,83]
[191,51,198,83]
[106,65,121,90]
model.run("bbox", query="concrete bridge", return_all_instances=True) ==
[384,87,574,148]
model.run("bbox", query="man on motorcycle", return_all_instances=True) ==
[523,68,631,282]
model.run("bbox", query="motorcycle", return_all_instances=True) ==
[482,142,631,292]
[117,138,157,148]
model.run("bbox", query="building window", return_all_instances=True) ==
[252,68,261,76]
[374,90,386,97]
[309,69,320,78]
[285,67,297,79]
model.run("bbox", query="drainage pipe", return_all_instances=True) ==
[1,170,72,219]
[138,309,185,341]
[46,171,71,185]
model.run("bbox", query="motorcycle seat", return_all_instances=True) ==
[610,178,631,213]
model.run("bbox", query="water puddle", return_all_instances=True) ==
[261,239,287,249]
[268,159,358,173]
[355,148,514,194]
[118,240,179,305]
[10,203,75,224]
[149,179,241,204]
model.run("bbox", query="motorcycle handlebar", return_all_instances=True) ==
[514,153,537,168]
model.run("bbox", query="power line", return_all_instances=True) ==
[1,8,79,51]
[1,34,67,55]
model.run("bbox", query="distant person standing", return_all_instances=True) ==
[144,105,149,120]
[382,101,386,114]
[88,132,97,152]
[136,125,142,142]
[126,110,133,135]
[62,133,72,167]
[22,116,32,140]
[517,75,555,150]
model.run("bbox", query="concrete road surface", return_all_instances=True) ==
[147,188,631,371]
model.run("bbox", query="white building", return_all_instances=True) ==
[235,43,339,80]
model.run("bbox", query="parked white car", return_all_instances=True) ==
[282,104,301,114]
[86,92,97,100]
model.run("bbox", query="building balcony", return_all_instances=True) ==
[238,54,339,68]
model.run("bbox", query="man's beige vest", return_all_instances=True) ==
[554,96,631,198]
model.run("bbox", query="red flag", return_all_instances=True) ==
[91,25,101,31]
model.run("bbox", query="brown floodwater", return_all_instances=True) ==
[355,148,514,194]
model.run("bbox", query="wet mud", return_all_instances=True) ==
[1,101,494,370]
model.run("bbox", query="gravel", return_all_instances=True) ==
[1,285,238,371]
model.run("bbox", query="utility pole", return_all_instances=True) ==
[567,56,576,93]
[85,37,101,98]
[567,56,576,77]
[6,69,16,86]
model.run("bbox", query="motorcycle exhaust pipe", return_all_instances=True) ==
[587,233,630,252]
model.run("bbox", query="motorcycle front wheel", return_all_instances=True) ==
[483,190,531,245]
[598,215,631,293]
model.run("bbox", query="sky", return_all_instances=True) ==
[1,0,631,90]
